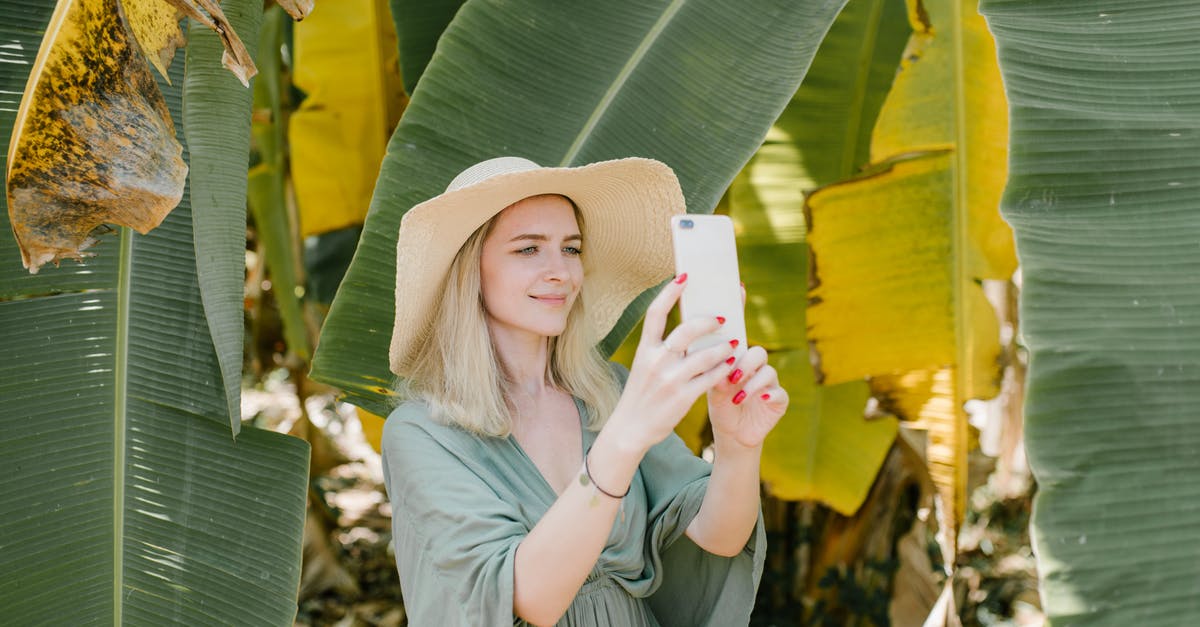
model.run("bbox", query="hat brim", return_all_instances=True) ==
[390,157,686,376]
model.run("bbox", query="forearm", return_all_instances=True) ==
[685,438,762,557]
[512,424,647,626]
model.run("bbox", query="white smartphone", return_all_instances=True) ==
[671,214,748,360]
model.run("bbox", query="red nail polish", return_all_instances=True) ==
[674,273,688,284]
[729,339,739,348]
[761,393,771,401]
[725,356,736,365]
[732,390,747,405]
[729,369,743,384]
[716,316,726,324]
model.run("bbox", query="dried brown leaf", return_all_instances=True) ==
[275,0,314,21]
[163,0,257,86]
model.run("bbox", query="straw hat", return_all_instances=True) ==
[389,156,687,376]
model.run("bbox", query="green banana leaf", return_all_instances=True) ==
[0,2,309,622]
[727,0,908,513]
[185,0,262,435]
[769,0,911,192]
[389,0,465,95]
[312,0,852,414]
[981,0,1200,623]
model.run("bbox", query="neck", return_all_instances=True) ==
[489,324,553,399]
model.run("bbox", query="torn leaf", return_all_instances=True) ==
[123,0,187,81]
[6,0,187,273]
[164,0,257,85]
[124,0,260,86]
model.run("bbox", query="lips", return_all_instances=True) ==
[530,294,568,305]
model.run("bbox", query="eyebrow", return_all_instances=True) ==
[507,233,583,242]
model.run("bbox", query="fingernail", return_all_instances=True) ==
[761,393,771,401]
[732,390,747,405]
[729,369,743,384]
[729,339,739,348]
[674,273,688,284]
[716,316,726,324]
[725,356,736,365]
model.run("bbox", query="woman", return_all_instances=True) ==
[382,156,788,626]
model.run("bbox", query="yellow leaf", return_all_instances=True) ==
[805,0,1016,538]
[122,0,185,81]
[871,0,1013,280]
[357,406,384,454]
[807,154,1005,388]
[871,367,965,533]
[289,0,407,237]
[6,0,186,273]
[760,350,897,514]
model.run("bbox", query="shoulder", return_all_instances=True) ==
[381,400,496,468]
[381,400,436,448]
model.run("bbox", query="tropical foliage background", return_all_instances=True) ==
[2,0,1196,624]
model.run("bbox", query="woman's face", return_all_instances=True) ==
[480,194,584,345]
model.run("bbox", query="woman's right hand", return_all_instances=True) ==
[608,273,736,452]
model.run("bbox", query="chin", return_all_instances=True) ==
[536,321,569,338]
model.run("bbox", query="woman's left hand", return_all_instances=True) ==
[707,344,788,449]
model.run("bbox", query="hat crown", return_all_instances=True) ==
[446,156,542,192]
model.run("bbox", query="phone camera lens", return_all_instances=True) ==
[680,219,694,229]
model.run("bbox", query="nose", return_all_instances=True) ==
[542,252,571,282]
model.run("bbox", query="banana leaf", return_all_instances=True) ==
[389,0,465,95]
[290,0,406,239]
[185,0,262,435]
[766,0,912,192]
[804,0,1016,536]
[311,0,852,415]
[733,192,897,511]
[0,2,309,622]
[5,0,187,274]
[727,0,909,513]
[981,0,1200,622]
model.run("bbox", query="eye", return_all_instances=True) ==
[563,246,582,256]
[515,246,538,255]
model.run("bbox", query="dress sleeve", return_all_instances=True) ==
[608,362,767,626]
[381,403,525,627]
[640,434,767,627]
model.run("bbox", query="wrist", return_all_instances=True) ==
[585,418,650,496]
[711,433,763,461]
[601,406,656,457]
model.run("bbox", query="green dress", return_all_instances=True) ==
[381,367,766,626]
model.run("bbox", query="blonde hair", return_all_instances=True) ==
[395,195,622,437]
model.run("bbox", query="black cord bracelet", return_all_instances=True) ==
[582,446,630,499]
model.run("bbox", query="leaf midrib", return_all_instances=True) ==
[839,0,888,179]
[113,227,131,623]
[950,0,969,533]
[558,0,687,165]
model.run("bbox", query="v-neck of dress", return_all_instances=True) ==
[507,396,592,501]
